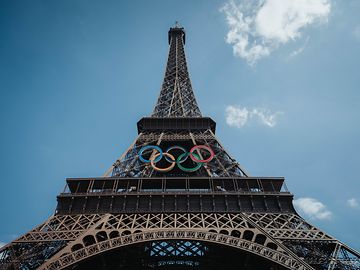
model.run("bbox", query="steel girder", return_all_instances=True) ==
[1,212,359,269]
[2,25,360,270]
[152,27,201,118]
[109,130,248,178]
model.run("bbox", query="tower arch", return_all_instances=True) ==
[42,230,309,270]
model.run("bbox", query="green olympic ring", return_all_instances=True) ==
[176,152,202,172]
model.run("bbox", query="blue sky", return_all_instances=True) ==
[0,0,359,249]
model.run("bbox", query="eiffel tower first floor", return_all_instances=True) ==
[0,126,359,270]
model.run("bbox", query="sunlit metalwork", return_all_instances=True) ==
[1,24,359,270]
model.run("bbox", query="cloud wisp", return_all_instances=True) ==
[347,198,359,208]
[287,36,310,59]
[293,197,332,220]
[225,105,282,128]
[221,0,331,65]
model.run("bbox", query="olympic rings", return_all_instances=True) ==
[138,144,214,172]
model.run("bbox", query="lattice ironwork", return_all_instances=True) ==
[244,213,332,240]
[1,24,359,270]
[109,130,248,177]
[39,230,312,270]
[147,241,207,257]
[152,26,201,118]
[243,212,360,269]
[2,212,359,269]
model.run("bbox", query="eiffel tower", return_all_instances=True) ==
[1,24,359,270]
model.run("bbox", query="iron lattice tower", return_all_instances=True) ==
[1,25,359,270]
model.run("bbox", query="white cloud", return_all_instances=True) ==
[293,197,332,220]
[225,106,250,127]
[347,198,359,208]
[252,108,282,127]
[221,0,331,65]
[0,242,5,248]
[226,105,282,128]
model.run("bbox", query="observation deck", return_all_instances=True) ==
[137,117,216,133]
[56,177,294,215]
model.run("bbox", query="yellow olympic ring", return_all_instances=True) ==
[150,152,176,172]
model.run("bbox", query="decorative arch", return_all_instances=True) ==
[41,230,312,270]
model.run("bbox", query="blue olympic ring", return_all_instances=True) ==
[138,145,163,163]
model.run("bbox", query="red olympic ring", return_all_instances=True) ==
[189,145,215,163]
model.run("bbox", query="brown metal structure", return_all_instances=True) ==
[0,24,359,270]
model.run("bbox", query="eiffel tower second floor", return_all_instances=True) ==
[55,25,294,217]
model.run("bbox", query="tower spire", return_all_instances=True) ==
[152,25,202,117]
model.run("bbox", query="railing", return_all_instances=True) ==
[59,189,291,197]
[61,176,289,196]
